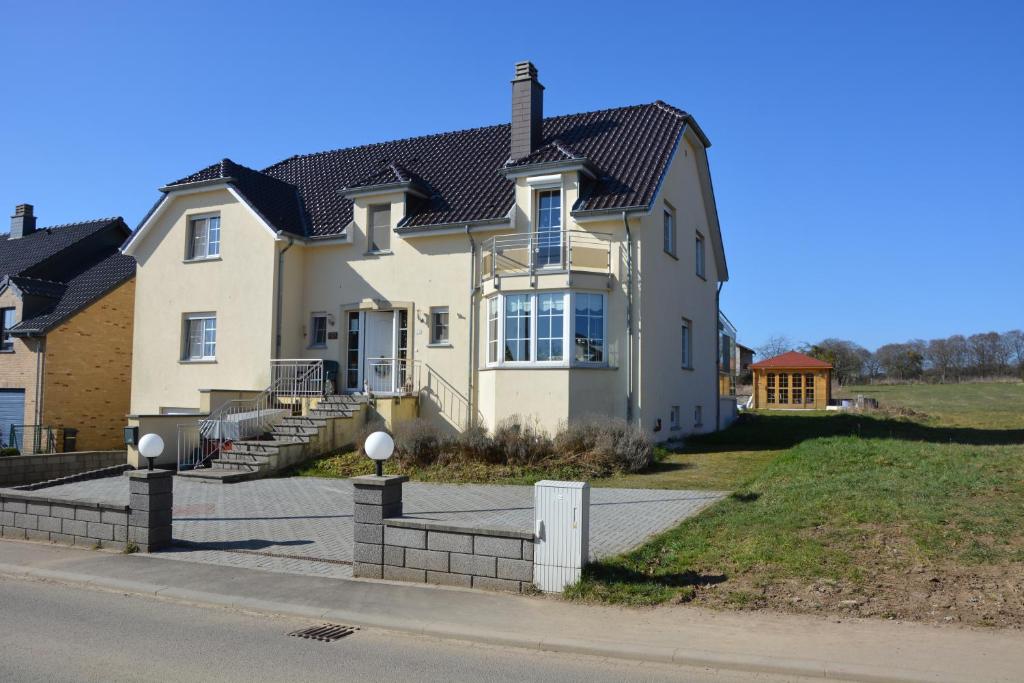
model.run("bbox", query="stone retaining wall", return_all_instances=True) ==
[351,474,535,592]
[0,450,127,487]
[0,469,172,552]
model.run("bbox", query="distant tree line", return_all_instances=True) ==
[753,330,1024,385]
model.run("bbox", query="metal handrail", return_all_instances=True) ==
[481,229,613,280]
[177,359,325,471]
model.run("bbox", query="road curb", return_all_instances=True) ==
[0,562,965,683]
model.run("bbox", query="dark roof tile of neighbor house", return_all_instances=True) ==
[0,217,135,335]
[161,100,702,239]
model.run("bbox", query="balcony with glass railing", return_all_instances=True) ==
[480,230,613,282]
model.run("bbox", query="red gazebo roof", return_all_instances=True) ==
[750,351,833,370]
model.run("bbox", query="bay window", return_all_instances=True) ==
[486,291,606,368]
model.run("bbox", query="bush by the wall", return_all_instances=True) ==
[491,415,552,466]
[553,417,654,475]
[393,418,442,467]
[0,447,19,457]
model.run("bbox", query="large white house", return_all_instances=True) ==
[122,62,729,473]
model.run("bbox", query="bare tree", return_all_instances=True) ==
[757,335,794,360]
[969,332,1010,376]
[927,338,957,383]
[875,342,924,380]
[1003,330,1024,370]
[808,338,870,385]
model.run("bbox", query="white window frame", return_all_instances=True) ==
[182,313,216,361]
[429,306,450,346]
[663,202,676,257]
[0,307,15,352]
[484,290,606,369]
[681,318,692,369]
[309,313,328,348]
[367,204,392,254]
[186,213,221,261]
[695,231,706,279]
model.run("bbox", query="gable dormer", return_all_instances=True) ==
[340,163,429,253]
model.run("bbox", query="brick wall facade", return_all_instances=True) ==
[41,278,135,451]
[0,288,42,427]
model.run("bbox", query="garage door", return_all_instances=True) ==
[0,389,26,449]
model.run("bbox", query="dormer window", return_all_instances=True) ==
[368,205,391,253]
[187,215,220,260]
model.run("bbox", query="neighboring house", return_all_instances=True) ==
[718,312,738,398]
[0,205,135,452]
[736,343,755,376]
[122,62,728,450]
[750,351,832,410]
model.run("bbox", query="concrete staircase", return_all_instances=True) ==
[177,394,367,483]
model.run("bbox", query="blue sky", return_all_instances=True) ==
[1,1,1020,350]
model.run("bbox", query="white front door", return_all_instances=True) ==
[365,311,396,393]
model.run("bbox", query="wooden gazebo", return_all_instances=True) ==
[751,351,832,410]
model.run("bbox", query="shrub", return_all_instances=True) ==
[446,425,497,464]
[553,417,653,475]
[393,418,442,467]
[492,415,552,466]
[0,447,18,457]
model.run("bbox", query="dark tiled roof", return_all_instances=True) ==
[7,276,67,299]
[504,139,585,168]
[13,252,135,334]
[163,100,698,238]
[0,218,135,335]
[0,218,120,275]
[346,162,415,189]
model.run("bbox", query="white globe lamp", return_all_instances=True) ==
[364,431,394,477]
[137,433,165,471]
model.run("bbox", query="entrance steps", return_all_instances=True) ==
[177,394,368,484]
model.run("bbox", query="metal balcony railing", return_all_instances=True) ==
[480,230,612,281]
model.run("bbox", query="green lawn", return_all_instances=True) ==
[567,383,1024,627]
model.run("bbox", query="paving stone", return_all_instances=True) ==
[383,545,404,566]
[405,548,449,572]
[427,530,473,554]
[497,558,533,582]
[472,576,522,593]
[384,525,425,549]
[427,571,472,588]
[450,553,496,577]
[474,535,522,559]
[382,565,426,583]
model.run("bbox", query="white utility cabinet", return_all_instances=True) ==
[532,480,590,593]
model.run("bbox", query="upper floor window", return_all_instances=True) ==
[695,231,706,279]
[0,308,15,352]
[183,313,216,361]
[310,313,328,348]
[486,298,499,364]
[429,306,449,345]
[368,205,391,253]
[188,215,220,260]
[535,189,562,267]
[663,203,676,257]
[681,318,692,368]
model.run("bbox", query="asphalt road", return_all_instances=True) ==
[0,576,805,683]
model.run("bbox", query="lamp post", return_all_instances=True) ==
[364,431,394,477]
[137,433,164,471]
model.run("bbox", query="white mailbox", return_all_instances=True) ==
[533,480,590,593]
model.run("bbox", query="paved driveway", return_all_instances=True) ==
[9,476,726,580]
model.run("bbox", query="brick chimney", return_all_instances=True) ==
[10,204,37,239]
[510,61,544,161]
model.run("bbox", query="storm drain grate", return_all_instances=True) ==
[288,624,358,642]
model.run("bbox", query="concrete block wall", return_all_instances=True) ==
[351,474,535,593]
[0,451,128,487]
[380,520,534,592]
[0,468,173,552]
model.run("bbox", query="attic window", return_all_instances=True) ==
[368,205,391,253]
[0,308,15,352]
[187,215,221,260]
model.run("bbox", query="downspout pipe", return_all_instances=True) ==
[274,233,295,360]
[622,211,634,424]
[715,281,724,431]
[465,225,477,429]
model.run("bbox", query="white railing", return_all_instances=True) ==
[176,359,325,471]
[364,357,413,396]
[480,230,613,281]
